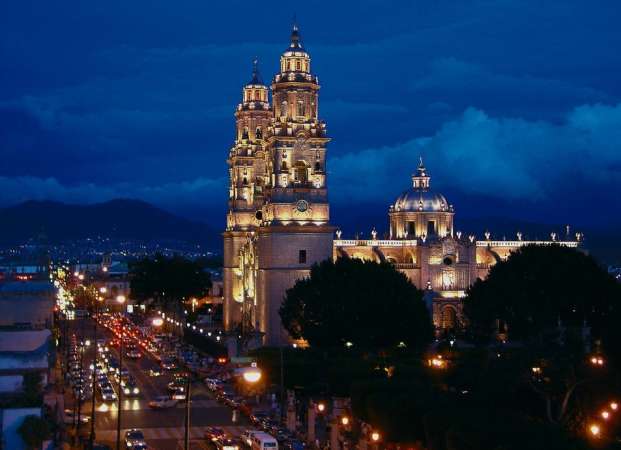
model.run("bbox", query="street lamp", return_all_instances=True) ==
[317,402,326,413]
[152,317,164,327]
[341,416,350,426]
[589,423,601,438]
[371,431,381,442]
[99,287,107,294]
[611,401,618,411]
[242,364,262,384]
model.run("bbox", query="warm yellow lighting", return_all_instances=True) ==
[371,432,380,442]
[601,411,610,420]
[531,367,541,374]
[589,423,601,437]
[242,367,262,383]
[99,287,107,294]
[74,271,79,277]
[341,416,349,426]
[78,274,85,281]
[429,355,446,369]
[116,295,126,304]
[611,402,618,411]
[590,355,605,366]
[317,402,326,413]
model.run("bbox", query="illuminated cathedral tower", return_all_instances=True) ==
[224,25,334,346]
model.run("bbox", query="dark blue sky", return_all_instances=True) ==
[1,0,620,232]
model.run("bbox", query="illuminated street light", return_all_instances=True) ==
[611,401,618,411]
[74,271,79,277]
[601,410,610,420]
[242,364,262,383]
[371,431,381,442]
[589,423,601,437]
[152,317,164,327]
[78,274,85,281]
[116,295,126,304]
[317,402,326,413]
[590,355,605,366]
[99,287,107,294]
[341,416,350,426]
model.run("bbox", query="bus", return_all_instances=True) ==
[250,432,278,450]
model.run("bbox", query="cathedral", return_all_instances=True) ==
[223,25,581,346]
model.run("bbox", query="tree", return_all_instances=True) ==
[463,244,621,342]
[18,415,51,450]
[129,254,212,312]
[280,257,432,352]
[463,244,621,428]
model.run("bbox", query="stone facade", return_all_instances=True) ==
[223,25,333,346]
[224,26,582,345]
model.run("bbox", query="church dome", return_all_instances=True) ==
[394,190,450,212]
[392,158,453,213]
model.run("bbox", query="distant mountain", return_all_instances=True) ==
[0,199,219,249]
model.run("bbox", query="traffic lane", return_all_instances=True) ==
[95,403,242,430]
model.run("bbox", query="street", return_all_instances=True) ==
[65,316,248,450]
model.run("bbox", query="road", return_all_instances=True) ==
[65,317,248,450]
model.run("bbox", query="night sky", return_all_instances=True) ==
[1,1,620,232]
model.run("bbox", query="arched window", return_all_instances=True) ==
[281,161,287,170]
[294,161,308,183]
[241,127,249,140]
[281,101,287,117]
[297,100,305,117]
[255,127,262,139]
[314,161,321,171]
[441,306,457,329]
[287,61,291,71]
[296,60,301,71]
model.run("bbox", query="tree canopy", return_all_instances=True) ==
[129,254,212,311]
[464,244,621,342]
[280,257,432,352]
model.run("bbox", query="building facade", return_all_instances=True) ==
[223,26,581,345]
[334,159,581,329]
[223,25,333,346]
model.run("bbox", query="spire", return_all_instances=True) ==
[412,157,431,191]
[289,16,303,49]
[248,57,263,85]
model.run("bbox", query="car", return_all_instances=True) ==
[171,387,186,400]
[250,411,270,425]
[281,440,306,450]
[204,426,225,442]
[167,380,185,392]
[123,379,140,397]
[148,396,178,409]
[160,358,176,370]
[126,349,142,359]
[147,368,162,377]
[100,386,117,401]
[63,409,90,425]
[215,437,242,450]
[124,429,146,448]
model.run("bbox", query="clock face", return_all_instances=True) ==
[296,200,309,212]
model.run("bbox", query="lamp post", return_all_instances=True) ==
[115,295,126,450]
[88,288,105,449]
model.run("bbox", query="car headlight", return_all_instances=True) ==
[133,388,139,394]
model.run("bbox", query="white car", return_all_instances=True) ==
[148,396,178,409]
[171,388,186,400]
[63,409,90,425]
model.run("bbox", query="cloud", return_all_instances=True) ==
[328,103,621,215]
[409,58,609,118]
[0,176,227,212]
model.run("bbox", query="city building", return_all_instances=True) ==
[223,25,581,346]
